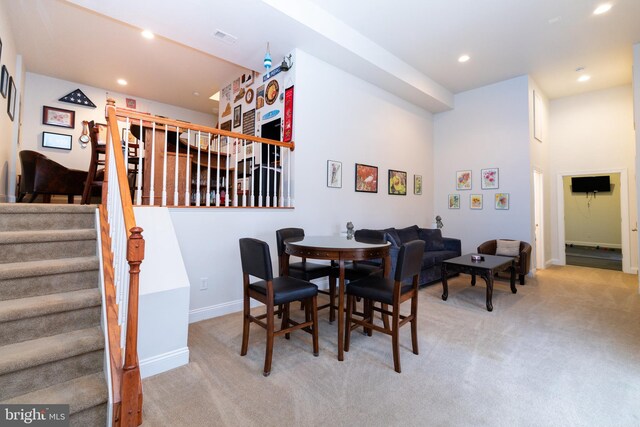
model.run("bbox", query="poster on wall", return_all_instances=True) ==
[256,85,265,110]
[283,86,294,142]
[233,105,241,128]
[242,109,256,136]
[221,84,232,103]
[265,80,279,105]
[233,78,241,94]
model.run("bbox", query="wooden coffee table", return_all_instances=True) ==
[441,254,516,312]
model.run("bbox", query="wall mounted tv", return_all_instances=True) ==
[571,176,610,193]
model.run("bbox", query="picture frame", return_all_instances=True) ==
[233,104,241,128]
[470,194,483,209]
[495,193,510,210]
[355,163,378,193]
[96,123,108,145]
[481,168,499,189]
[0,65,8,98]
[7,76,16,121]
[414,175,423,195]
[42,131,72,150]
[448,194,460,209]
[42,105,75,128]
[388,169,407,195]
[456,170,472,190]
[327,160,342,188]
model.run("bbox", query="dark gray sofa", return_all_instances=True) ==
[361,225,461,286]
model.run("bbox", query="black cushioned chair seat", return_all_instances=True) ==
[346,276,412,305]
[249,276,318,305]
[289,261,333,280]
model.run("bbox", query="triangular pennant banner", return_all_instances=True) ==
[58,88,96,108]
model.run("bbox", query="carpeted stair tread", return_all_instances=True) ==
[0,203,97,214]
[0,256,99,280]
[0,289,100,322]
[0,327,103,376]
[0,229,96,244]
[2,372,108,415]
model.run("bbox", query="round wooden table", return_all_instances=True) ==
[284,236,391,361]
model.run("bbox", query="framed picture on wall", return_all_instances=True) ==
[42,106,75,128]
[0,65,8,98]
[448,194,460,209]
[481,168,499,189]
[414,175,423,195]
[388,169,407,195]
[327,160,342,188]
[456,170,472,190]
[470,194,483,209]
[355,163,378,193]
[7,76,16,121]
[495,193,510,210]
[233,104,241,128]
[42,131,72,150]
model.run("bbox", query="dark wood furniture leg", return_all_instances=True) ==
[471,272,476,286]
[510,261,518,294]
[480,270,494,312]
[441,263,449,301]
[338,259,345,361]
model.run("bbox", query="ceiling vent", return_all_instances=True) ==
[213,29,237,45]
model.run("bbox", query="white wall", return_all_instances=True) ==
[20,73,215,172]
[170,49,435,322]
[433,76,532,254]
[549,85,637,271]
[634,43,640,285]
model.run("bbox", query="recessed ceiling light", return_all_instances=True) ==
[193,91,200,97]
[141,30,155,40]
[458,54,470,63]
[117,79,128,86]
[593,3,612,15]
[577,75,591,82]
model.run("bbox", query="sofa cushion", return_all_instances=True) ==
[396,225,420,244]
[496,239,520,256]
[383,228,401,246]
[419,228,445,251]
[430,250,460,264]
[421,253,437,269]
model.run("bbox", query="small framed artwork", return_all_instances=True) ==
[327,160,342,188]
[470,194,483,209]
[414,175,423,195]
[355,163,378,193]
[456,170,472,190]
[7,76,16,121]
[42,131,72,150]
[481,168,499,189]
[388,169,407,195]
[0,65,8,98]
[96,123,108,145]
[448,194,460,209]
[495,193,510,210]
[233,105,241,128]
[43,106,75,128]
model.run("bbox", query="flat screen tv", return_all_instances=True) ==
[571,176,610,193]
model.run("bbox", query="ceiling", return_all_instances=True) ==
[6,0,640,114]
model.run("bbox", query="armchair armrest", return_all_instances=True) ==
[443,237,461,255]
[477,240,497,255]
[519,242,532,275]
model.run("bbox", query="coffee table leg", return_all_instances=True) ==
[481,271,493,312]
[471,272,476,286]
[441,263,448,301]
[510,261,517,294]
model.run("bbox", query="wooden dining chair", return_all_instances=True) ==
[344,239,425,373]
[276,228,337,322]
[239,238,319,376]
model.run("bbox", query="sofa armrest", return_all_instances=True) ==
[443,237,461,255]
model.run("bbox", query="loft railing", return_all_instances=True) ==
[113,103,295,208]
[102,99,145,426]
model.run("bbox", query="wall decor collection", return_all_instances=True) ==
[388,170,407,195]
[450,167,509,210]
[448,194,460,209]
[42,131,72,150]
[470,194,483,209]
[42,106,75,128]
[495,193,510,210]
[355,163,378,193]
[414,175,423,195]
[233,105,241,128]
[456,170,472,190]
[481,168,499,189]
[0,65,8,98]
[327,160,342,188]
[7,76,16,121]
[58,88,96,108]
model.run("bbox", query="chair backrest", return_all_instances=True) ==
[354,229,384,241]
[275,228,304,256]
[395,240,425,282]
[19,150,47,193]
[239,238,273,281]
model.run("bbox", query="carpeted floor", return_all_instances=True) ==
[141,265,640,427]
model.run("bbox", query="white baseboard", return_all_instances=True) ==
[189,299,244,323]
[140,347,189,379]
[545,260,555,268]
[550,258,563,266]
[629,267,638,274]
[565,241,622,249]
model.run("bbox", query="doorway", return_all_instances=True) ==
[557,169,630,273]
[533,169,545,270]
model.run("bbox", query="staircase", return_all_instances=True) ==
[0,203,108,426]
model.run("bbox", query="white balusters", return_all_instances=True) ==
[161,125,168,206]
[149,122,156,205]
[173,127,180,206]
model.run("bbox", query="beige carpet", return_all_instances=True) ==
[141,266,640,426]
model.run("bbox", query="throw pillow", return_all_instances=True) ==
[418,228,445,251]
[496,239,520,256]
[396,225,420,243]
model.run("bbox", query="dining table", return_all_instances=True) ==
[284,235,391,361]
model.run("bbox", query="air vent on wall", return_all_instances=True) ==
[213,29,237,45]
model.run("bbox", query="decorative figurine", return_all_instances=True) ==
[435,216,444,229]
[346,221,354,239]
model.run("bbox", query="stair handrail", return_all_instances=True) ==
[102,98,145,426]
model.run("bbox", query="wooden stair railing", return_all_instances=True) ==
[102,98,145,426]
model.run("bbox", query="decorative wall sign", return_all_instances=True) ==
[262,109,279,120]
[448,194,460,209]
[414,175,423,195]
[256,85,265,109]
[283,86,294,142]
[456,170,472,190]
[221,103,231,117]
[42,131,72,150]
[388,170,407,195]
[220,120,231,131]
[7,76,16,121]
[481,168,499,189]
[234,87,245,103]
[0,65,8,98]
[58,88,96,108]
[495,193,510,210]
[242,108,256,136]
[126,98,137,109]
[42,106,75,128]
[245,88,254,104]
[470,194,483,209]
[355,163,378,193]
[265,79,279,105]
[233,105,241,128]
[221,84,232,103]
[233,77,241,94]
[262,66,282,82]
[327,160,342,188]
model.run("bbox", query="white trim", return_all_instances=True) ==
[140,347,190,379]
[546,259,557,268]
[557,169,632,274]
[565,240,622,249]
[189,300,244,323]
